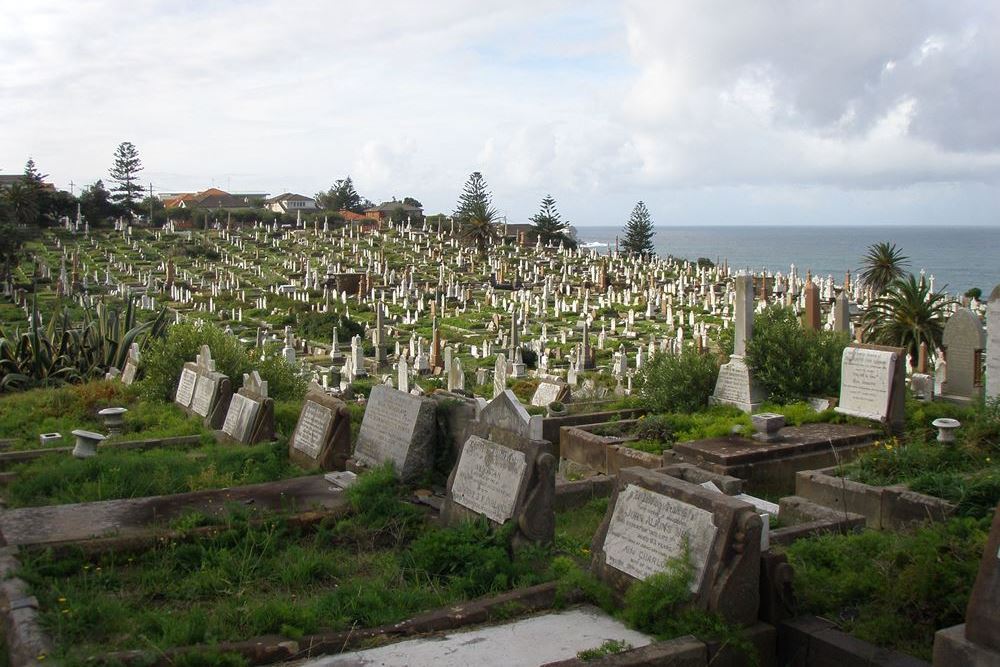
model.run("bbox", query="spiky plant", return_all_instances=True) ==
[861,274,952,368]
[859,242,910,297]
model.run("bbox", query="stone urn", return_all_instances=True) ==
[71,429,106,459]
[547,401,567,417]
[931,417,961,443]
[98,407,128,436]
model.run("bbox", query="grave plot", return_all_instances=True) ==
[5,466,619,664]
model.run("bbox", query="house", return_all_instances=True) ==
[502,223,538,245]
[163,188,268,209]
[264,193,317,214]
[364,198,423,223]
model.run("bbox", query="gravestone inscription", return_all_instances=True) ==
[834,344,905,430]
[288,389,351,471]
[353,384,436,482]
[590,467,761,626]
[449,435,529,524]
[175,368,197,408]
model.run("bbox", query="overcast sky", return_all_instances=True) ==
[3,1,999,226]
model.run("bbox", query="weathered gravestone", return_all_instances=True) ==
[288,387,352,471]
[121,343,140,386]
[940,307,986,405]
[352,384,437,482]
[530,380,568,408]
[219,371,275,445]
[474,389,545,447]
[988,285,1000,402]
[174,345,232,429]
[440,434,556,548]
[590,467,762,627]
[711,275,766,413]
[933,500,1000,665]
[834,344,905,433]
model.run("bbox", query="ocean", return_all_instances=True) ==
[575,225,1000,297]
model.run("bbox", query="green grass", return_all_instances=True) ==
[784,517,990,660]
[0,381,214,451]
[18,467,578,661]
[5,441,303,508]
[840,399,1000,517]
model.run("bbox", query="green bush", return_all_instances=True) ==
[634,349,719,413]
[137,321,305,402]
[295,311,362,344]
[746,305,849,403]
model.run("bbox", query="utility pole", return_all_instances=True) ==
[149,182,154,225]
[69,181,75,195]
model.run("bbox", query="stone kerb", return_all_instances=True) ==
[173,345,233,429]
[440,434,556,549]
[352,384,437,482]
[288,389,351,471]
[590,466,762,627]
[218,371,275,445]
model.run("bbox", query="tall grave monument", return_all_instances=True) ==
[711,275,766,413]
[988,285,1000,401]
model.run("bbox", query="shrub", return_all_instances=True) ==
[634,349,719,413]
[137,321,305,402]
[746,305,848,403]
[787,517,989,660]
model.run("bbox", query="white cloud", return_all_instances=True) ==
[1,1,998,226]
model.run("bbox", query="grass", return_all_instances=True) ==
[17,467,574,662]
[5,441,304,508]
[0,381,214,451]
[840,398,1000,517]
[784,516,990,660]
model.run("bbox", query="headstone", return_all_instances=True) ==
[832,291,850,334]
[288,389,352,471]
[940,307,986,405]
[121,343,140,385]
[475,389,545,444]
[989,285,1000,401]
[590,467,761,627]
[530,380,567,407]
[804,280,821,331]
[220,371,274,445]
[834,344,905,432]
[711,275,766,413]
[353,384,437,482]
[174,367,198,408]
[441,435,556,548]
[493,353,507,398]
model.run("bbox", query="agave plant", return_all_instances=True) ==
[0,296,168,392]
[861,274,952,368]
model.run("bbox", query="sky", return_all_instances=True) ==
[2,1,1000,227]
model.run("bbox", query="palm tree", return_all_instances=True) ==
[459,201,499,254]
[861,274,952,368]
[859,242,909,297]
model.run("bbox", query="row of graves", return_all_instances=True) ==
[3,311,998,664]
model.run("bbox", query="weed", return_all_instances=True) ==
[577,639,633,661]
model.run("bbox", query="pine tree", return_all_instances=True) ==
[454,171,498,253]
[315,176,364,213]
[530,194,575,248]
[454,172,494,222]
[108,141,144,216]
[621,201,655,257]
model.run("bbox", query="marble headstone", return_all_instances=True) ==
[353,384,437,482]
[288,389,352,471]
